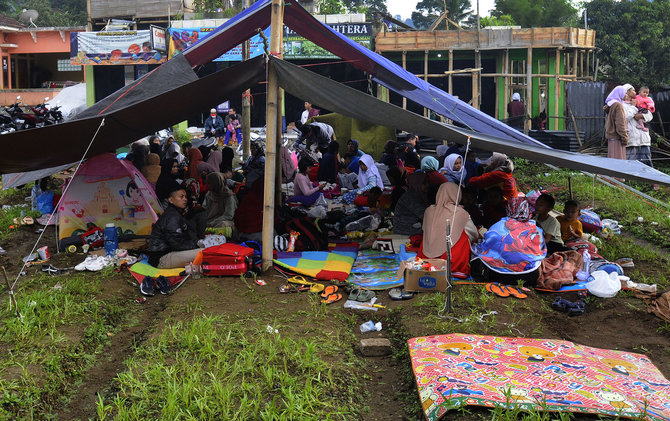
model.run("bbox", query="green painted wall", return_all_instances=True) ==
[495,48,565,130]
[85,65,95,107]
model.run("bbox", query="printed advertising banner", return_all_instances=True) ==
[169,27,270,61]
[70,30,167,65]
[283,23,372,59]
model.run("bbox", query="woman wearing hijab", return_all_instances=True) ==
[380,140,398,168]
[421,156,448,185]
[468,152,517,200]
[341,154,383,204]
[318,140,340,184]
[439,154,465,184]
[346,139,364,173]
[126,142,148,171]
[604,85,632,160]
[474,197,546,285]
[421,156,448,205]
[141,153,162,188]
[393,172,429,236]
[221,146,234,172]
[162,136,183,164]
[419,182,479,278]
[386,165,407,211]
[155,159,182,207]
[187,147,204,179]
[203,172,238,230]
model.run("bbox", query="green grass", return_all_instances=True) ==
[0,273,128,419]
[98,314,365,420]
[514,159,670,249]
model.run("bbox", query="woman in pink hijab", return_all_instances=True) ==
[418,182,479,278]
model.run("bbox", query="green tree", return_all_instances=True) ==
[479,14,515,28]
[20,0,86,26]
[411,0,472,30]
[341,0,387,14]
[492,0,577,28]
[317,0,346,14]
[586,0,670,89]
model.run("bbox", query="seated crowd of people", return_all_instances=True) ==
[132,124,590,286]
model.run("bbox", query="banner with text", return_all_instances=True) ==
[283,23,372,59]
[169,27,270,62]
[70,30,167,65]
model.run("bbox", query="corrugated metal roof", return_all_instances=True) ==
[566,81,606,145]
[91,0,182,19]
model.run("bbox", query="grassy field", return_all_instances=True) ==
[0,161,669,420]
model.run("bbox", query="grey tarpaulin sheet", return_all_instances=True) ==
[271,57,670,186]
[0,56,267,173]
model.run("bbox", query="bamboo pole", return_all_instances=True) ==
[525,47,532,134]
[448,49,453,94]
[554,49,560,130]
[262,0,284,271]
[241,0,251,160]
[402,51,407,109]
[423,50,428,117]
[503,49,509,120]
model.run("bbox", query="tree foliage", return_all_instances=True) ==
[479,14,515,28]
[19,0,87,26]
[317,0,346,14]
[586,0,670,89]
[411,0,472,30]
[491,0,577,28]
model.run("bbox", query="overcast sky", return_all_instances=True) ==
[385,0,496,21]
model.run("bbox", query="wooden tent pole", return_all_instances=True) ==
[525,47,532,134]
[402,51,407,110]
[241,0,251,160]
[262,0,284,271]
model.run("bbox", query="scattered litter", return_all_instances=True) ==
[0,247,5,254]
[344,297,379,311]
[52,282,62,290]
[359,320,382,332]
[266,325,279,334]
[136,297,147,304]
[652,221,659,226]
[637,216,644,222]
[255,279,266,286]
[22,253,38,263]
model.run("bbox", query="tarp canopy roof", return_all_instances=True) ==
[2,0,669,187]
[0,55,266,173]
[271,57,670,185]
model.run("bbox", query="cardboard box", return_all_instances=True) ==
[401,258,448,293]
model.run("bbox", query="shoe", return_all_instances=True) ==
[85,256,107,271]
[155,276,171,295]
[616,258,634,268]
[140,276,155,296]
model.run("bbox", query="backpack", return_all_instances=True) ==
[282,217,328,251]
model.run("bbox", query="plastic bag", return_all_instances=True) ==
[586,270,621,298]
[36,191,54,215]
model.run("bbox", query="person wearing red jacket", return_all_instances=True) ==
[468,152,518,200]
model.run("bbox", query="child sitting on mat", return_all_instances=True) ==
[533,193,569,255]
[556,200,583,242]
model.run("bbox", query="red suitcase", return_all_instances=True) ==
[201,243,256,277]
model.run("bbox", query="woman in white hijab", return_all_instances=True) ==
[342,154,383,204]
[439,153,465,184]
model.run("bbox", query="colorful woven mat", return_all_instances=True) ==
[410,333,670,420]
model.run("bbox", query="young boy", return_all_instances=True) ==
[556,200,583,242]
[533,193,568,254]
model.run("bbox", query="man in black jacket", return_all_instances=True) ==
[397,133,421,169]
[148,187,204,270]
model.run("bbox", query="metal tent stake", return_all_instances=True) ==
[445,219,452,314]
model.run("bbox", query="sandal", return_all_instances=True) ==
[321,285,339,298]
[287,275,325,293]
[389,287,415,300]
[551,297,571,312]
[349,288,376,302]
[503,285,527,299]
[321,292,343,304]
[567,300,586,316]
[485,283,510,298]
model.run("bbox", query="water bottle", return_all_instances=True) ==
[104,223,118,256]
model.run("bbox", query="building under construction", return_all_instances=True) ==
[374,25,596,134]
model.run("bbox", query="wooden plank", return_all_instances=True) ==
[503,49,509,119]
[448,49,453,94]
[402,51,407,110]
[424,50,428,117]
[526,47,532,134]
